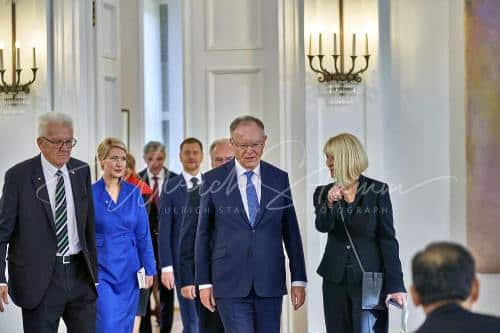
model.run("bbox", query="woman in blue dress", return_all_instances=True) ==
[93,138,157,333]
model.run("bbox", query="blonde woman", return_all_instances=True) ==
[314,133,406,333]
[93,138,156,333]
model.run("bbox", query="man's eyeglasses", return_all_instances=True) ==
[42,137,77,149]
[230,139,265,151]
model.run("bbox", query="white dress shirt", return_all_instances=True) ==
[41,154,81,255]
[147,168,166,193]
[199,159,306,290]
[161,171,202,274]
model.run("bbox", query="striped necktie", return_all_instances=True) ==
[55,170,69,255]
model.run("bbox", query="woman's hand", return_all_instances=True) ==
[385,292,407,308]
[327,185,343,207]
[145,275,154,289]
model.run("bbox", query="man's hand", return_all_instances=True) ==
[200,287,216,312]
[0,285,8,312]
[291,286,306,311]
[161,272,175,290]
[181,285,197,300]
[145,276,154,289]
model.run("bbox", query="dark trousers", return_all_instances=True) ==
[139,276,174,333]
[195,287,225,333]
[216,287,282,333]
[21,254,97,333]
[322,258,387,333]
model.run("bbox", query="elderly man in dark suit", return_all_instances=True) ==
[195,116,307,333]
[411,242,500,333]
[178,138,234,333]
[0,112,98,333]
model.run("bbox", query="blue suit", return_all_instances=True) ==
[159,175,199,333]
[92,179,156,333]
[195,160,307,332]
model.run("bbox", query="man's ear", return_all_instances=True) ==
[469,276,480,305]
[410,285,422,307]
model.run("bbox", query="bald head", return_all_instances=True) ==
[210,138,235,168]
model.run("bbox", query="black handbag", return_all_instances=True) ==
[339,203,385,310]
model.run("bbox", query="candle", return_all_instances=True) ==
[0,48,3,70]
[352,33,356,56]
[308,34,312,55]
[365,33,369,54]
[15,41,21,69]
[318,33,323,55]
[32,47,36,68]
[333,33,337,54]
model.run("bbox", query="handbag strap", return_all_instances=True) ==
[338,201,366,273]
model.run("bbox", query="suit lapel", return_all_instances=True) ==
[31,156,56,234]
[225,161,251,226]
[67,160,86,238]
[253,162,272,227]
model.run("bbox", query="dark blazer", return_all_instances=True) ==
[178,188,201,288]
[138,167,178,260]
[415,303,500,333]
[0,155,98,309]
[314,174,405,293]
[158,174,190,275]
[195,160,307,298]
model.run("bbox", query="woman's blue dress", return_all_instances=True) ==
[92,178,156,333]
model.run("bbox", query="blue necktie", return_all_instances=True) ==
[245,171,260,227]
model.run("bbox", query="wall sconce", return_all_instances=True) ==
[307,0,370,104]
[0,0,38,107]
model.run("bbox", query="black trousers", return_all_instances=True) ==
[21,254,97,333]
[322,256,387,333]
[139,273,174,333]
[195,287,225,333]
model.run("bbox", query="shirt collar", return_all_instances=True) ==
[147,168,165,181]
[182,170,202,184]
[234,159,261,179]
[41,153,68,177]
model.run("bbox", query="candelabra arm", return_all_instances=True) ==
[14,69,22,88]
[347,56,357,75]
[0,70,7,88]
[353,55,370,75]
[21,68,38,90]
[333,55,340,74]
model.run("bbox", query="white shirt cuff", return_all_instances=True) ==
[0,283,6,287]
[291,281,307,287]
[199,284,213,290]
[161,266,174,273]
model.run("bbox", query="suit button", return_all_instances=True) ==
[346,245,351,250]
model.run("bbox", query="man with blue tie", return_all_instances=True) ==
[195,116,307,333]
[159,137,203,333]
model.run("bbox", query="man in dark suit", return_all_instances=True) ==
[159,138,204,333]
[195,116,307,333]
[138,141,177,333]
[179,138,234,333]
[411,242,500,333]
[0,112,98,333]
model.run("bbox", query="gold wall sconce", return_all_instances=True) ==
[307,0,371,104]
[0,0,38,107]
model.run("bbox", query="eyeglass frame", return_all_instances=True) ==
[41,136,78,149]
[230,138,266,151]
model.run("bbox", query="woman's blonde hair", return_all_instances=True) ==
[97,138,127,167]
[323,133,368,186]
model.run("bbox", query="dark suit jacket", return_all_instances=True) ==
[415,303,500,333]
[138,167,178,263]
[313,174,405,293]
[195,160,307,298]
[178,188,201,287]
[158,174,191,277]
[0,155,98,309]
